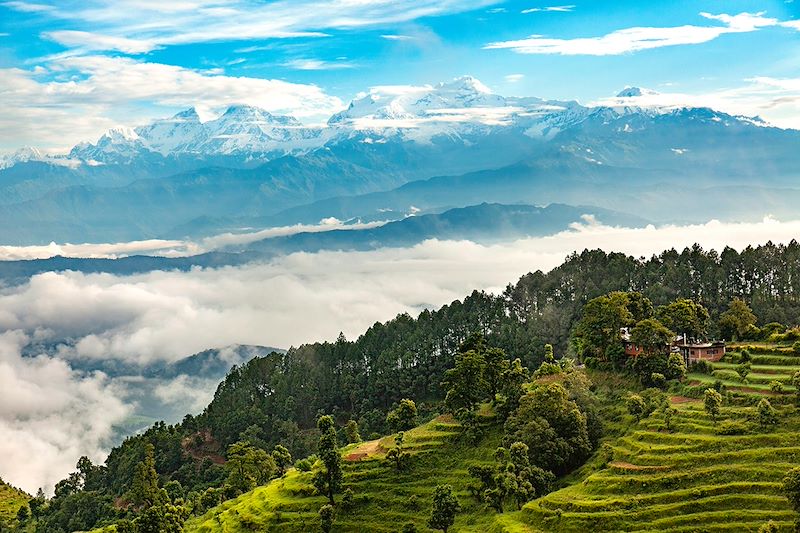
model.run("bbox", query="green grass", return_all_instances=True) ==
[0,480,29,527]
[184,415,536,533]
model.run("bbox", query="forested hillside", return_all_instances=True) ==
[5,241,800,532]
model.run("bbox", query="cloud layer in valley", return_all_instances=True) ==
[2,216,800,493]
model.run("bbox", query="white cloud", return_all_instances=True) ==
[42,30,158,54]
[0,330,129,495]
[5,0,500,52]
[281,58,357,70]
[521,5,575,13]
[0,55,343,153]
[0,219,388,260]
[485,11,779,55]
[1,1,54,12]
[504,73,524,83]
[1,216,800,492]
[381,34,414,41]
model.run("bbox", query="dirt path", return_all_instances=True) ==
[669,395,698,404]
[344,439,385,462]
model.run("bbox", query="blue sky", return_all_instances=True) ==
[0,0,798,152]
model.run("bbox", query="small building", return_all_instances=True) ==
[674,340,726,366]
[620,327,725,365]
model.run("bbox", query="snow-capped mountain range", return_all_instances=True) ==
[1,76,771,169]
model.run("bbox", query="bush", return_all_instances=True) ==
[793,341,800,355]
[690,360,713,374]
[715,419,749,435]
[770,381,784,393]
[650,372,667,390]
[295,455,317,472]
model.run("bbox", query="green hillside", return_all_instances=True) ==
[0,480,30,529]
[521,344,800,533]
[185,414,520,533]
[171,345,800,533]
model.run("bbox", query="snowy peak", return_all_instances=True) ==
[616,87,660,98]
[70,104,324,161]
[0,146,46,169]
[329,76,514,127]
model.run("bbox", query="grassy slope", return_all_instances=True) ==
[0,480,29,526]
[185,414,535,533]
[94,345,800,533]
[521,345,800,533]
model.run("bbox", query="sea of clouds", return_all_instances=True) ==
[1,216,799,493]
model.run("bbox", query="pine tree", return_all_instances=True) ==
[315,415,343,505]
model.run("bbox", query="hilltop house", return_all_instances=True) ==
[621,328,725,365]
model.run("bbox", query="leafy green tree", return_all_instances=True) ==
[16,504,29,524]
[740,349,752,363]
[704,389,723,424]
[28,488,46,518]
[737,362,752,383]
[508,441,552,509]
[504,383,592,476]
[386,432,411,472]
[442,350,488,412]
[665,352,687,380]
[630,319,674,356]
[650,372,667,389]
[627,394,646,422]
[573,292,637,366]
[663,407,677,432]
[387,399,418,432]
[345,420,362,444]
[127,444,165,509]
[134,502,189,533]
[428,484,461,533]
[341,487,355,511]
[757,398,778,430]
[319,504,335,533]
[718,299,757,340]
[498,358,530,417]
[656,299,710,340]
[793,372,800,404]
[225,441,276,493]
[483,347,510,398]
[783,467,800,527]
[272,444,293,475]
[314,415,343,505]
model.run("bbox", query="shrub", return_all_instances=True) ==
[341,488,355,511]
[626,394,646,422]
[649,372,667,389]
[716,419,749,435]
[295,455,317,472]
[690,360,713,374]
[770,381,784,393]
[793,340,800,355]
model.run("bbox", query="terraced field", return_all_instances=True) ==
[184,414,532,533]
[521,344,800,532]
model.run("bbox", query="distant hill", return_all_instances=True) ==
[241,202,649,254]
[0,202,646,283]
